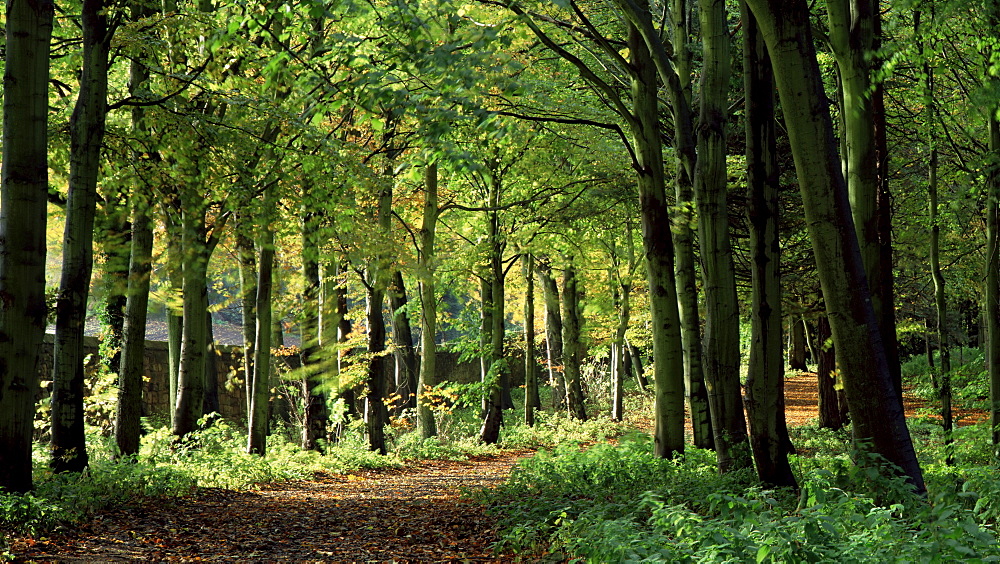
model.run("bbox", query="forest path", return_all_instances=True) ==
[12,375,984,562]
[12,450,530,563]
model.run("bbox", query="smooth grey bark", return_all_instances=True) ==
[417,162,439,438]
[561,262,587,421]
[742,2,795,487]
[248,232,274,455]
[0,0,55,493]
[388,269,418,411]
[537,261,565,408]
[203,310,219,416]
[744,0,925,494]
[51,0,112,473]
[523,253,540,426]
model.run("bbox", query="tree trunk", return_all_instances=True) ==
[695,0,750,473]
[172,204,209,438]
[417,162,439,438]
[0,0,55,493]
[389,270,418,412]
[115,34,156,456]
[562,262,587,421]
[626,338,648,390]
[365,285,389,454]
[828,0,902,403]
[248,232,274,455]
[537,261,565,408]
[236,217,257,416]
[628,10,686,458]
[817,316,846,430]
[743,2,795,487]
[203,310,220,416]
[165,216,184,415]
[745,0,925,494]
[51,0,111,473]
[300,206,327,451]
[480,186,509,443]
[523,253,540,426]
[789,316,807,370]
[115,196,154,457]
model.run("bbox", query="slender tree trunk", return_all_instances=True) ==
[236,217,257,416]
[695,0,750,473]
[988,16,1000,452]
[479,274,494,414]
[817,316,845,430]
[480,190,508,443]
[165,216,183,414]
[523,253,540,426]
[562,262,587,421]
[115,33,156,457]
[52,0,111,473]
[248,232,274,455]
[99,206,129,377]
[0,0,55,492]
[300,205,327,451]
[743,2,795,486]
[388,270,418,411]
[745,0,925,494]
[115,196,153,457]
[417,162,439,438]
[628,10,686,457]
[666,0,712,450]
[172,204,209,438]
[626,338,648,390]
[365,284,389,454]
[537,261,565,407]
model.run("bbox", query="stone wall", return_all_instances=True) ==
[39,335,527,423]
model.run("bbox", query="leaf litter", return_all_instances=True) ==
[11,450,532,563]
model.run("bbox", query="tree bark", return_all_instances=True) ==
[628,8,686,458]
[0,0,55,492]
[523,253,540,426]
[300,205,327,451]
[561,262,587,421]
[389,270,418,412]
[742,2,795,487]
[828,0,901,403]
[694,0,750,473]
[248,232,274,455]
[537,261,565,408]
[172,204,210,438]
[744,0,925,494]
[817,316,847,430]
[52,0,111,473]
[988,0,1000,452]
[236,216,257,416]
[417,162,439,438]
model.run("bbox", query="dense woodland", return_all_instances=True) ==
[4,0,1000,558]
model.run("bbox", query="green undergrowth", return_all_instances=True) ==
[477,430,1000,563]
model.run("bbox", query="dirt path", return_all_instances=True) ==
[11,451,530,563]
[11,376,985,563]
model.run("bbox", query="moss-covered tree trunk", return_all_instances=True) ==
[561,262,587,421]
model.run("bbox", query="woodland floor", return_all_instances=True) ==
[8,373,987,563]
